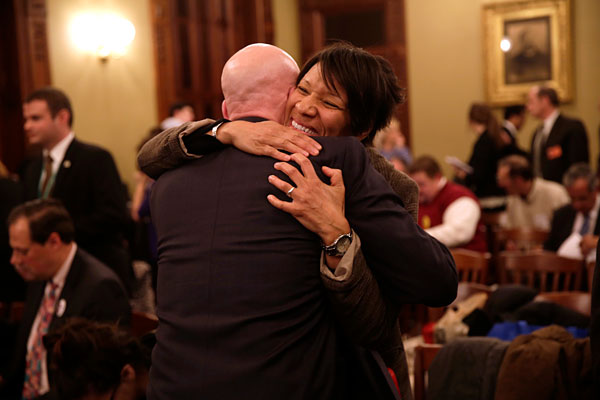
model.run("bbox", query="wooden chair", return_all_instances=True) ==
[493,228,549,254]
[587,261,596,293]
[534,291,591,317]
[413,344,443,400]
[450,249,490,284]
[497,250,583,292]
[131,310,158,337]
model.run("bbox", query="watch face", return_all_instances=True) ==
[336,236,352,253]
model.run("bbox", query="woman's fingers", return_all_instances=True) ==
[274,161,305,186]
[290,153,319,180]
[268,175,294,196]
[322,166,344,187]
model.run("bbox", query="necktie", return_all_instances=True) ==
[40,154,54,199]
[533,127,545,178]
[580,214,591,235]
[22,282,59,400]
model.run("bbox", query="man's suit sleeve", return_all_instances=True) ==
[137,119,222,179]
[565,119,589,165]
[340,139,458,307]
[543,206,571,251]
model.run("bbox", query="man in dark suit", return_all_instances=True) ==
[148,44,456,399]
[501,105,527,157]
[544,163,600,259]
[20,87,133,293]
[0,199,131,400]
[528,85,589,183]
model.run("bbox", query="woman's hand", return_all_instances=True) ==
[217,120,322,161]
[266,153,350,246]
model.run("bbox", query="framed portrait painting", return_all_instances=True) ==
[482,0,573,105]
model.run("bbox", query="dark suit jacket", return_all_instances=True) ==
[592,243,600,399]
[465,130,506,198]
[19,138,133,292]
[544,203,600,251]
[530,114,589,183]
[0,248,131,399]
[500,126,528,158]
[149,135,456,399]
[0,178,25,302]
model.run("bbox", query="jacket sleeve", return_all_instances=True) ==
[340,139,457,308]
[137,119,220,179]
[565,119,589,165]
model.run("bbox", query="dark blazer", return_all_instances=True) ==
[465,131,506,198]
[0,248,131,399]
[530,114,589,183]
[592,242,600,399]
[19,138,133,292]
[500,126,528,158]
[0,178,25,302]
[544,203,600,251]
[149,135,456,399]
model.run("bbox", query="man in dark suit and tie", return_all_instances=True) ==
[148,44,456,399]
[19,88,133,293]
[527,85,589,183]
[0,199,131,400]
[545,163,600,259]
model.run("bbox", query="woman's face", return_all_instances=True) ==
[283,63,352,137]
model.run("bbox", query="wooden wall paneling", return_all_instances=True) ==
[151,0,178,120]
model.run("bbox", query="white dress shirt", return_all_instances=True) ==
[26,243,77,395]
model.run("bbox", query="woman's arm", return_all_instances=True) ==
[137,119,321,180]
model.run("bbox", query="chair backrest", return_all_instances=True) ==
[587,261,596,293]
[131,310,158,337]
[450,249,491,284]
[497,250,583,292]
[534,291,591,317]
[493,228,549,253]
[413,344,443,400]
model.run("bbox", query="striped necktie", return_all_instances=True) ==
[22,282,59,400]
[39,154,54,199]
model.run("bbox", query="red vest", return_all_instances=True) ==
[418,181,488,252]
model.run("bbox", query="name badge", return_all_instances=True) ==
[546,145,562,160]
[56,299,67,317]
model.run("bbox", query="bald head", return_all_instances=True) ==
[221,43,299,122]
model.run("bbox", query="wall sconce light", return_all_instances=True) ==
[500,37,512,52]
[71,13,136,62]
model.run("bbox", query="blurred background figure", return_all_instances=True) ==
[44,318,152,400]
[458,103,511,210]
[502,105,527,157]
[159,101,195,130]
[374,117,412,172]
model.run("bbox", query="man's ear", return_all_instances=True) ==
[356,131,370,142]
[45,232,62,249]
[120,364,136,383]
[55,109,70,126]
[221,101,229,120]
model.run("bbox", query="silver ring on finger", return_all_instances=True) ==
[286,186,295,198]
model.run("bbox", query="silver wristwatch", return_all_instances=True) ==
[322,231,353,257]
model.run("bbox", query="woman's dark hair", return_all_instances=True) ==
[43,318,151,399]
[469,103,504,149]
[297,42,405,145]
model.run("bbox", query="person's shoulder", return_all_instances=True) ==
[69,138,114,159]
[75,248,125,285]
[538,178,567,194]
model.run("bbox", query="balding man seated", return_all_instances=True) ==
[0,199,130,400]
[497,155,569,231]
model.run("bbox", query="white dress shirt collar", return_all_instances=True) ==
[503,120,517,138]
[542,110,560,138]
[43,132,75,175]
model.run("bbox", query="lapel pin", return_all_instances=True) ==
[63,160,71,168]
[56,298,67,317]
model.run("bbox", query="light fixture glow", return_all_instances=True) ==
[500,37,512,52]
[71,12,136,61]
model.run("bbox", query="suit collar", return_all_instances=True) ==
[51,138,79,193]
[43,132,75,175]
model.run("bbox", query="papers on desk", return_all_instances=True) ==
[445,156,473,175]
[556,232,596,263]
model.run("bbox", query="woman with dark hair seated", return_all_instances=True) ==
[43,319,152,400]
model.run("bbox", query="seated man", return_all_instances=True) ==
[408,155,487,251]
[0,199,131,400]
[497,155,569,230]
[545,163,600,261]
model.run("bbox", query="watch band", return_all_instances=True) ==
[211,120,225,137]
[322,231,353,257]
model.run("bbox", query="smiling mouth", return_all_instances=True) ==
[291,120,318,135]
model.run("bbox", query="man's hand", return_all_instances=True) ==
[580,234,599,256]
[217,120,322,161]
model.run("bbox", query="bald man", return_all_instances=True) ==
[146,44,454,399]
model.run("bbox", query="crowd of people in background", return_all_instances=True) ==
[0,41,598,399]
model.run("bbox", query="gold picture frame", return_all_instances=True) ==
[482,0,573,105]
